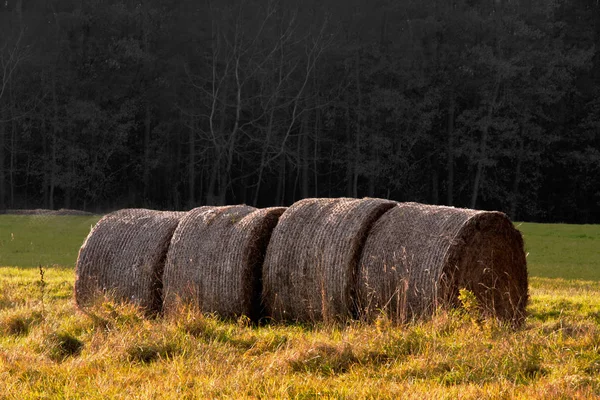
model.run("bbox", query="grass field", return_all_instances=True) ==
[0,215,101,268]
[518,222,600,281]
[1,217,600,399]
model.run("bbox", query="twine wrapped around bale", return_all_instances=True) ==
[262,197,397,323]
[75,209,184,314]
[357,203,528,325]
[162,206,285,320]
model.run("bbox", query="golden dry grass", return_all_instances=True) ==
[1,218,599,398]
[1,267,600,399]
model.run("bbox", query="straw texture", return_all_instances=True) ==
[357,203,528,325]
[262,197,396,323]
[74,208,183,314]
[162,206,285,319]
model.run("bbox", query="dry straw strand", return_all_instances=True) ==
[162,206,285,320]
[74,208,184,314]
[262,197,396,323]
[357,202,528,325]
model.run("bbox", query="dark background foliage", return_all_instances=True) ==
[0,0,598,222]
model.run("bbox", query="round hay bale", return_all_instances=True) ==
[357,202,528,325]
[74,209,184,314]
[4,208,92,215]
[162,206,286,320]
[55,208,93,216]
[262,197,397,323]
[5,209,50,215]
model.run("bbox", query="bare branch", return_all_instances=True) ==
[0,28,27,104]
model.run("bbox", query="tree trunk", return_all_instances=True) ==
[206,60,229,205]
[301,113,310,199]
[328,147,334,197]
[42,119,49,208]
[9,100,16,208]
[470,129,488,210]
[63,125,73,209]
[187,115,195,208]
[313,73,320,197]
[292,133,301,202]
[353,50,362,198]
[252,107,276,206]
[345,99,353,197]
[64,159,73,209]
[239,159,248,205]
[143,102,151,204]
[217,135,236,205]
[510,137,525,220]
[0,115,5,210]
[253,35,286,206]
[368,172,376,198]
[446,93,455,206]
[8,112,17,208]
[275,155,285,206]
[431,167,439,205]
[128,179,136,207]
[368,148,378,197]
[470,80,500,209]
[216,57,243,206]
[50,74,59,210]
[206,149,220,205]
[6,77,16,208]
[50,129,57,210]
[217,168,228,205]
[173,127,182,210]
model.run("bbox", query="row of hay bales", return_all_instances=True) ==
[75,198,528,325]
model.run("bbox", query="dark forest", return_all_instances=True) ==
[0,0,598,222]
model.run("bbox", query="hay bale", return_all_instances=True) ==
[357,202,528,325]
[5,209,50,215]
[55,208,93,216]
[262,197,396,323]
[162,206,286,319]
[4,208,92,215]
[74,209,183,314]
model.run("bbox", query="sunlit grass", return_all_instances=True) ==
[518,222,600,281]
[0,215,101,268]
[1,217,600,398]
[2,268,600,398]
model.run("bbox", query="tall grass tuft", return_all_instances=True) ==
[0,309,43,336]
[43,331,84,361]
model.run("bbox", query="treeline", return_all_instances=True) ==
[0,0,598,222]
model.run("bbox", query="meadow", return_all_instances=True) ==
[1,216,600,399]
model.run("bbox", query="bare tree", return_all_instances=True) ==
[183,1,329,206]
[0,27,26,209]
